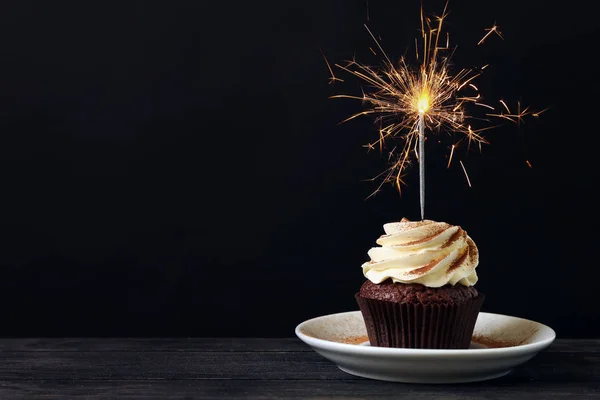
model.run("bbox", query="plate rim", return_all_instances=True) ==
[295,310,556,357]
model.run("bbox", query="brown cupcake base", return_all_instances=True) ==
[355,292,485,349]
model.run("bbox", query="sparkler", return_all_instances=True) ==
[328,2,545,220]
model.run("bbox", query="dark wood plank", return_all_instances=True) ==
[0,338,597,353]
[0,351,344,380]
[0,338,312,352]
[0,379,598,399]
[0,348,596,382]
[0,339,596,398]
[541,339,600,353]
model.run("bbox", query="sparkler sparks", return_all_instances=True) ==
[327,2,544,217]
[478,23,503,45]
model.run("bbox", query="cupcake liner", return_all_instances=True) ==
[355,293,485,349]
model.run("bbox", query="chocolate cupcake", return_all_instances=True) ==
[356,218,484,349]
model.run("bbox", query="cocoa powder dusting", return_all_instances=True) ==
[399,218,434,227]
[411,257,443,275]
[339,335,370,345]
[467,238,479,264]
[400,226,449,246]
[446,249,468,272]
[300,332,369,346]
[314,334,530,349]
[441,228,463,249]
[471,335,522,348]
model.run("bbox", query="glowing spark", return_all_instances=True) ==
[478,23,503,45]
[388,146,397,161]
[460,160,472,187]
[328,1,542,198]
[448,144,455,168]
[526,160,533,168]
[363,143,376,152]
[475,102,495,110]
[418,94,430,113]
[320,49,344,84]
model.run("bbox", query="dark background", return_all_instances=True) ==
[0,0,598,337]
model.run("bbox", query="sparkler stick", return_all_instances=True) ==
[418,110,426,220]
[325,1,544,219]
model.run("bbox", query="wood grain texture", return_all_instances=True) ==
[0,338,313,353]
[0,338,596,399]
[0,380,598,399]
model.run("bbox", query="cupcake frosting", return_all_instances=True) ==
[362,218,479,287]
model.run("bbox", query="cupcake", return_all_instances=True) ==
[355,218,484,349]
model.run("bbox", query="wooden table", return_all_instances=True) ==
[0,338,597,398]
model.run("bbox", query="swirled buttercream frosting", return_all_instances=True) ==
[362,218,479,287]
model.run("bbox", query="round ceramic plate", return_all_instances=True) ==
[295,311,555,384]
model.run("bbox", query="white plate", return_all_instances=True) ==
[295,311,555,384]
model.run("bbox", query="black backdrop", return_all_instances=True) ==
[0,0,598,337]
